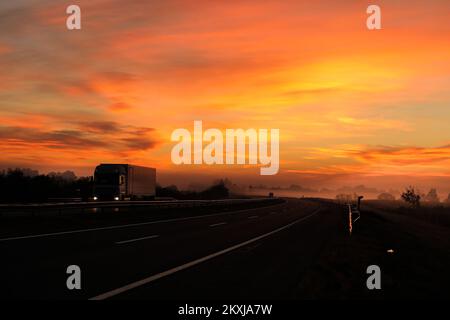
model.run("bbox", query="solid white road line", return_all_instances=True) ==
[116,235,159,245]
[89,208,321,300]
[0,202,285,242]
[209,222,227,227]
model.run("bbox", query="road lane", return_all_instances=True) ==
[0,199,285,240]
[90,209,320,300]
[115,235,160,245]
[0,199,323,299]
[209,222,227,227]
[116,201,342,300]
[0,201,285,242]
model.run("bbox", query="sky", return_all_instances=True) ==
[1,0,450,194]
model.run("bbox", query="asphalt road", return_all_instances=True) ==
[0,198,347,300]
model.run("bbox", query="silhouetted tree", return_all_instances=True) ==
[156,184,182,198]
[401,186,421,208]
[0,168,93,203]
[424,188,440,203]
[155,181,229,200]
[200,180,229,199]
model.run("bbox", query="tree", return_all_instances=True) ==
[0,168,94,203]
[401,186,421,208]
[201,180,229,199]
[424,188,440,203]
[156,184,182,198]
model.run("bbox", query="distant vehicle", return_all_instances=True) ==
[93,164,156,201]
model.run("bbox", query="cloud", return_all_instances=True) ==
[0,126,107,149]
[76,121,120,134]
[352,145,450,166]
[121,137,158,150]
[291,143,450,178]
[336,117,412,132]
[0,122,160,152]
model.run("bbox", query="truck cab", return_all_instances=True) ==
[93,164,127,200]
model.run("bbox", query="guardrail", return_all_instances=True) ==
[0,198,281,218]
[348,204,361,235]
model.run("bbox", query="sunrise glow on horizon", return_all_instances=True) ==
[1,0,450,192]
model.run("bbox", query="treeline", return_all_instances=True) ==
[156,180,229,200]
[0,169,93,203]
[336,187,450,207]
[0,168,230,203]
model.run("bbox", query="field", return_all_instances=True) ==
[305,199,450,299]
[364,200,450,228]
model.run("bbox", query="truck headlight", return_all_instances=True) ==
[93,196,98,201]
[114,196,120,201]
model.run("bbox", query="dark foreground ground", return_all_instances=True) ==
[0,198,449,300]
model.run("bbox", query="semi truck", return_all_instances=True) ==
[93,164,156,201]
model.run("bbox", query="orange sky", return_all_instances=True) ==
[1,0,450,193]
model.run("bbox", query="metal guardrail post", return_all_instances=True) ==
[348,203,361,235]
[348,204,353,235]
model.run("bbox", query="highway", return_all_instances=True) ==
[0,198,344,300]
